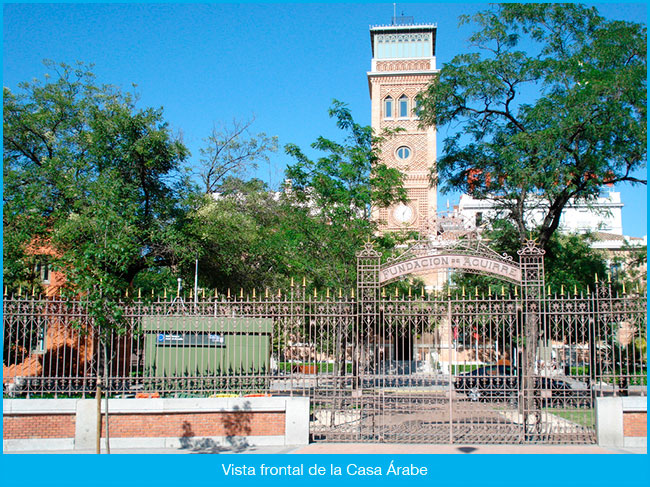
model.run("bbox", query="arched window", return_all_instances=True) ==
[399,95,409,118]
[384,96,393,118]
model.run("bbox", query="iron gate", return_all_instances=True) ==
[3,242,647,444]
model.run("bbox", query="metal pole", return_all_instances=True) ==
[194,258,199,305]
[448,300,453,444]
[96,378,102,454]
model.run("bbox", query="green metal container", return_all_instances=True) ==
[141,316,272,377]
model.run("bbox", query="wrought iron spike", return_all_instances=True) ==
[313,287,317,298]
[290,277,294,287]
[138,288,142,299]
[240,288,244,298]
[164,288,167,299]
[265,288,269,298]
[595,273,599,284]
[561,284,564,296]
[302,277,306,287]
[252,288,256,298]
[227,288,231,299]
[622,282,626,295]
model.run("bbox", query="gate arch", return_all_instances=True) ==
[354,238,549,443]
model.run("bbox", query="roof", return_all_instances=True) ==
[369,23,437,58]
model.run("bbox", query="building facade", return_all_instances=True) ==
[457,191,625,236]
[368,22,438,232]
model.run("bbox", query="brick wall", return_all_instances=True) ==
[596,396,646,448]
[3,397,309,451]
[623,412,647,438]
[97,412,284,438]
[3,411,284,440]
[3,414,75,439]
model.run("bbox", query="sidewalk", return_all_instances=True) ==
[5,443,646,455]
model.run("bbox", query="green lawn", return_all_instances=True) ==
[545,408,594,428]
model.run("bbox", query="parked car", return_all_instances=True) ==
[453,365,591,407]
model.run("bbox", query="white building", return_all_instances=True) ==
[457,191,624,236]
[456,191,646,280]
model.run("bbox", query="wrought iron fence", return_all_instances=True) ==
[3,285,646,444]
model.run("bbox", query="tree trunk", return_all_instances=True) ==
[96,376,102,454]
[103,342,111,454]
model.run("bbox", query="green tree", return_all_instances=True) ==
[184,178,290,291]
[3,61,192,291]
[3,60,192,452]
[282,100,407,288]
[449,220,609,295]
[416,3,647,248]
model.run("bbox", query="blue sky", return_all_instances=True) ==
[2,2,647,237]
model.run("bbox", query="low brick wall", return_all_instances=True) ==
[623,411,647,438]
[3,397,309,452]
[596,396,647,449]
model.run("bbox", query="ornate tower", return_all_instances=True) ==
[368,21,438,232]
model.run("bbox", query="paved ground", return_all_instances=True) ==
[5,443,645,455]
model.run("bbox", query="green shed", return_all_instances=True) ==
[141,316,272,377]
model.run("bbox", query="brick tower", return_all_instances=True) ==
[368,21,438,232]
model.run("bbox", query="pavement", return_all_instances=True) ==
[5,443,646,455]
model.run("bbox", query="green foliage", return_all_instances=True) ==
[281,100,406,288]
[3,60,192,332]
[417,4,647,248]
[183,180,288,291]
[449,220,609,294]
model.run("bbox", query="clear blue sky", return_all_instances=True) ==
[3,2,647,237]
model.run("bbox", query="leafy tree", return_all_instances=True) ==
[449,220,609,295]
[3,60,192,452]
[3,60,193,292]
[416,3,647,248]
[282,100,407,288]
[198,118,278,194]
[184,178,289,291]
[610,243,647,293]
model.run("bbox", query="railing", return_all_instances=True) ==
[4,289,645,400]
